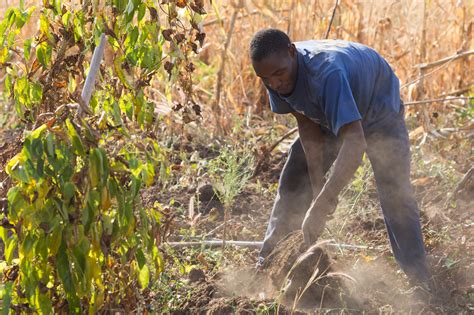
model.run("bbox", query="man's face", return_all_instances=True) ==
[252,44,298,95]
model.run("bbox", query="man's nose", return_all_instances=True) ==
[268,77,281,90]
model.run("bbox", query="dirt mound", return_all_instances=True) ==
[173,276,305,314]
[262,231,349,309]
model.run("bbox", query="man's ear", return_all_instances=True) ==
[288,43,297,57]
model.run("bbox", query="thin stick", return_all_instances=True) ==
[401,50,474,89]
[252,127,298,178]
[415,49,474,71]
[163,240,385,251]
[404,96,473,106]
[164,240,263,249]
[203,217,236,238]
[324,0,339,39]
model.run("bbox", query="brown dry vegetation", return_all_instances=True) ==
[1,0,473,124]
[195,0,473,131]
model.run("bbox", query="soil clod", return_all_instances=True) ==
[262,231,348,309]
[188,268,206,283]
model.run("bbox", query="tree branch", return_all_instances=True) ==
[415,49,474,71]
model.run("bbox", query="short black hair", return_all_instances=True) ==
[249,28,291,62]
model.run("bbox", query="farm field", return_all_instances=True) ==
[0,0,473,313]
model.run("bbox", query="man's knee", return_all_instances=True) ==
[278,138,310,194]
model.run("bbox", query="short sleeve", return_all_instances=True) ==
[322,70,362,135]
[267,88,295,114]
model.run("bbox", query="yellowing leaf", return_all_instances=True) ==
[138,264,149,289]
[101,186,111,210]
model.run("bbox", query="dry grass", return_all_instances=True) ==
[198,0,473,130]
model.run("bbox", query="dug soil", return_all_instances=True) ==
[262,231,350,309]
[173,273,305,315]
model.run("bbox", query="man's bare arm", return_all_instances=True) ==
[301,119,367,245]
[292,112,325,197]
[318,120,367,203]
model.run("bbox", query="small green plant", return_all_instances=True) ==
[208,145,253,249]
[208,145,253,207]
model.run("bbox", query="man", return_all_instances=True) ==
[250,28,431,288]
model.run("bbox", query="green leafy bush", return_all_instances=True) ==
[0,0,205,313]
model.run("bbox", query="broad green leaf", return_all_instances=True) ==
[31,124,47,139]
[112,101,125,129]
[113,57,132,89]
[115,0,127,12]
[97,148,109,181]
[137,4,146,21]
[0,281,13,315]
[56,241,74,294]
[129,26,139,45]
[62,11,71,27]
[38,293,53,315]
[63,182,75,202]
[4,74,12,96]
[89,149,101,188]
[136,248,146,269]
[153,245,164,275]
[72,14,84,41]
[7,186,25,220]
[47,224,62,256]
[45,133,55,158]
[24,38,32,60]
[35,236,48,261]
[36,42,52,68]
[67,73,76,94]
[65,119,85,156]
[5,236,17,263]
[5,153,26,182]
[53,0,62,15]
[0,227,6,243]
[21,233,35,259]
[14,7,33,28]
[13,76,29,110]
[72,241,88,276]
[30,82,43,104]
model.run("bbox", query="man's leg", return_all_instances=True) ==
[365,109,430,284]
[259,134,340,260]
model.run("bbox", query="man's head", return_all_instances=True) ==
[250,28,298,95]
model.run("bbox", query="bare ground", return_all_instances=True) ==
[143,139,473,313]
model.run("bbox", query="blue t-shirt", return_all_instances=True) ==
[268,40,401,135]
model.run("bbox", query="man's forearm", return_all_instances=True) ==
[318,126,366,203]
[295,115,325,196]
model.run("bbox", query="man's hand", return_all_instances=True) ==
[301,194,338,246]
